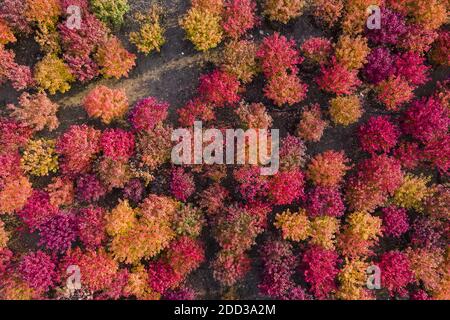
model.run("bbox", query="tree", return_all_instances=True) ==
[376,76,414,111]
[357,116,399,154]
[56,124,101,176]
[7,92,59,132]
[90,0,130,28]
[38,211,78,253]
[17,190,57,231]
[263,72,308,107]
[19,251,57,294]
[129,5,165,54]
[365,8,407,45]
[20,139,58,177]
[34,55,75,95]
[316,58,361,95]
[95,37,136,79]
[268,169,305,205]
[180,7,223,52]
[221,40,258,83]
[402,97,448,143]
[83,85,129,124]
[198,69,240,107]
[379,251,414,297]
[329,95,362,126]
[381,206,409,238]
[263,0,306,24]
[100,129,135,161]
[275,209,310,241]
[170,167,195,202]
[257,33,302,78]
[222,0,257,39]
[129,96,169,132]
[335,35,370,70]
[312,0,343,28]
[307,150,350,187]
[301,37,333,65]
[301,246,340,299]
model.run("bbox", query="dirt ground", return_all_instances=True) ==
[0,1,448,299]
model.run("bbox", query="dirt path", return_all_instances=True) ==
[57,53,211,108]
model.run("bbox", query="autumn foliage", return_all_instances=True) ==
[263,0,305,24]
[0,0,448,301]
[83,85,129,124]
